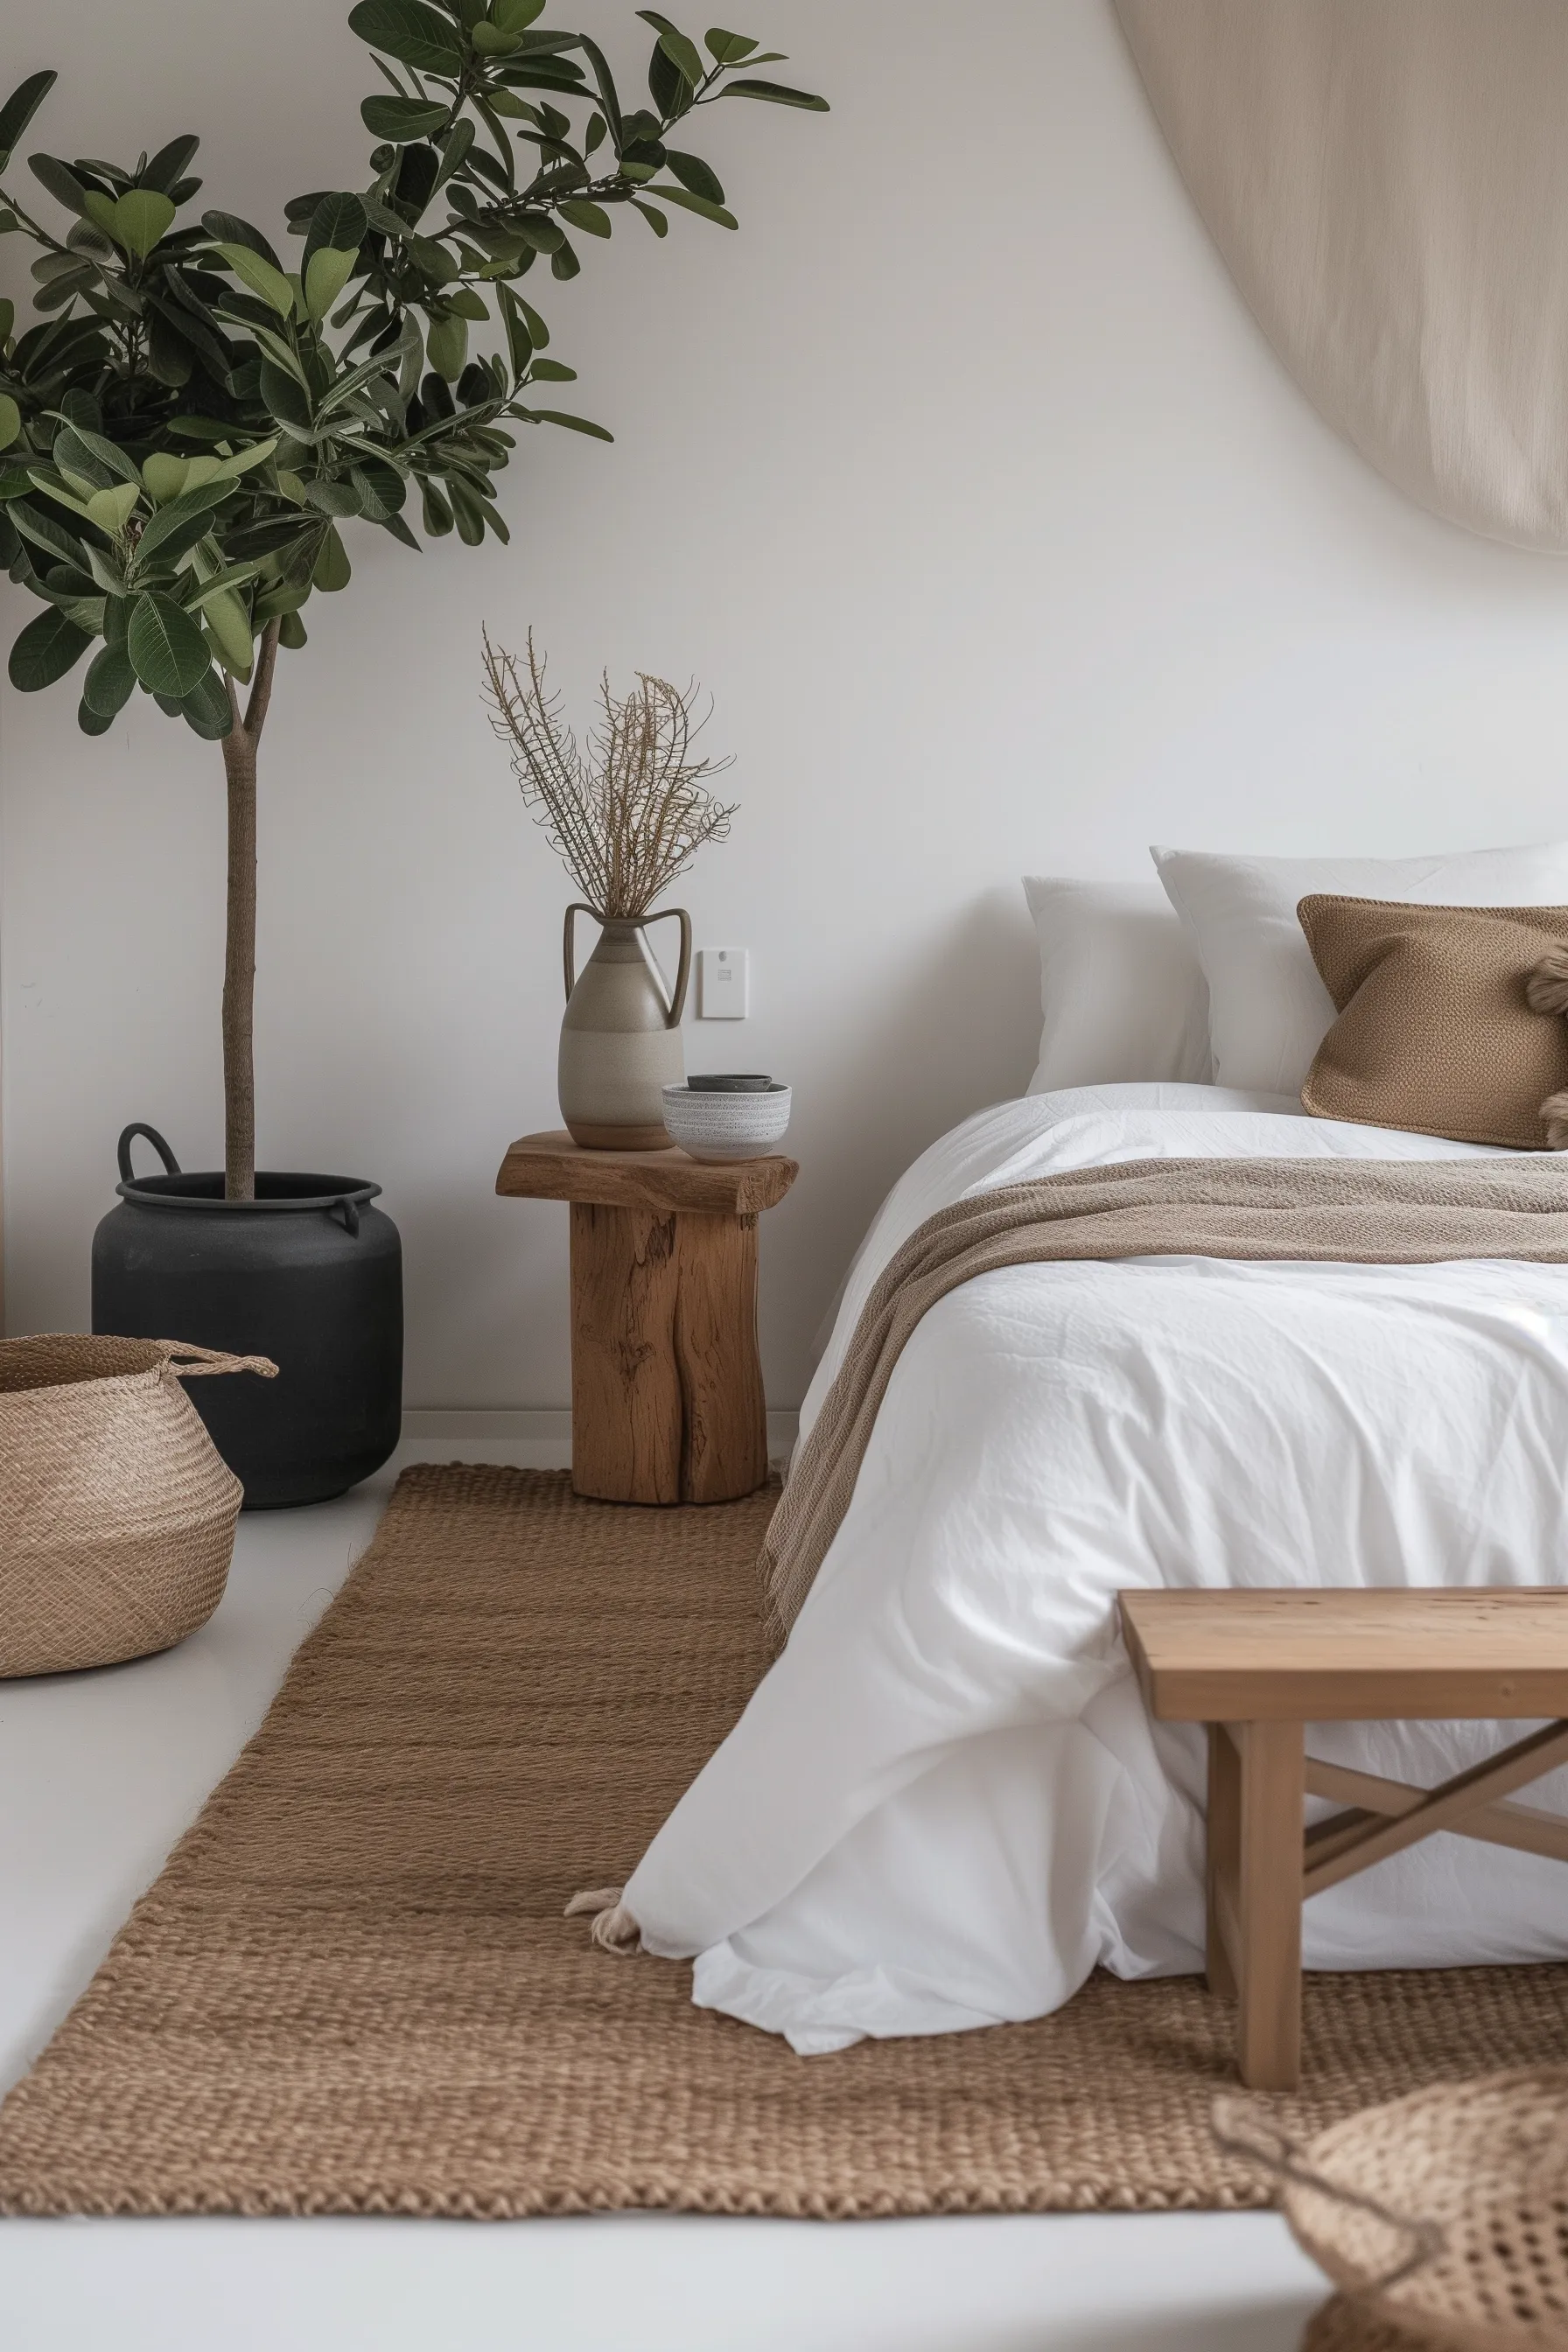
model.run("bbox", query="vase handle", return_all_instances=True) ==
[643,907,692,1029]
[117,1123,181,1183]
[563,903,601,1003]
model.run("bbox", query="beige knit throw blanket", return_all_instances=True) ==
[761,1156,1568,1638]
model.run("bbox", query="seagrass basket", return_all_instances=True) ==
[0,1334,276,1676]
[1216,2073,1568,2351]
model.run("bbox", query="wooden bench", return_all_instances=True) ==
[1118,1588,1568,2090]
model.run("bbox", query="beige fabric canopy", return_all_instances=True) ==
[1115,0,1568,550]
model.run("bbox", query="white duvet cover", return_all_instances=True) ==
[625,1084,1568,2054]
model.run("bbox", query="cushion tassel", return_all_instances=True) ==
[564,1886,642,1954]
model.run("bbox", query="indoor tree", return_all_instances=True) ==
[0,4,825,1196]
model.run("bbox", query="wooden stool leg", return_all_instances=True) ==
[673,1211,767,1503]
[1206,1722,1240,2000]
[1236,1718,1305,2091]
[569,1202,682,1505]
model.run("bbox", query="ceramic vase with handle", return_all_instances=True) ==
[558,905,691,1149]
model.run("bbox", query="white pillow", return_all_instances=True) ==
[1152,841,1568,1095]
[1023,876,1211,1093]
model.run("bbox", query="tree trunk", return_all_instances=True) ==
[220,623,281,1202]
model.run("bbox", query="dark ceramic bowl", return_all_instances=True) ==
[686,1073,774,1092]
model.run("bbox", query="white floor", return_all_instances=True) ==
[0,1442,1328,2352]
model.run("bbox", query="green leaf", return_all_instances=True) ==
[704,28,757,64]
[427,312,468,382]
[127,591,211,697]
[140,133,200,195]
[530,408,613,440]
[85,481,140,535]
[276,609,308,651]
[132,480,234,569]
[446,478,486,545]
[259,356,314,434]
[347,0,466,75]
[550,241,580,280]
[214,242,296,318]
[664,149,724,204]
[420,479,453,536]
[303,191,368,268]
[77,696,115,736]
[0,298,14,345]
[312,523,352,592]
[303,476,364,517]
[200,208,281,267]
[304,245,357,320]
[360,94,449,142]
[639,15,705,85]
[176,665,235,739]
[446,286,489,320]
[528,356,576,381]
[559,199,612,238]
[107,189,177,259]
[142,451,191,505]
[82,640,136,718]
[493,0,546,27]
[631,198,668,237]
[0,71,57,174]
[496,281,532,374]
[12,495,89,564]
[470,22,524,52]
[0,395,19,452]
[8,605,92,691]
[200,584,254,675]
[719,76,828,109]
[28,152,91,216]
[57,424,142,488]
[644,182,737,228]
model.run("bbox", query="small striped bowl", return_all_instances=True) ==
[662,1082,792,1162]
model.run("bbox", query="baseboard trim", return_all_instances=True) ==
[399,1407,799,1473]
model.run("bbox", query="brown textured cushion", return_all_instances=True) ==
[1298,896,1568,1148]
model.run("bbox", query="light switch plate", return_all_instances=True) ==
[697,946,748,1018]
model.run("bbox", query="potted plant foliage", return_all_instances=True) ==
[0,6,824,1506]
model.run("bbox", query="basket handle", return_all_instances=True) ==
[157,1341,278,1382]
[118,1123,181,1183]
[1212,2096,1444,2293]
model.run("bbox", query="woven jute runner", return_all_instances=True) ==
[2,1464,1566,2220]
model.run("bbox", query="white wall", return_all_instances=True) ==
[6,0,1568,1409]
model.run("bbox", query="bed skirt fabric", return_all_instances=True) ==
[764,1155,1568,1635]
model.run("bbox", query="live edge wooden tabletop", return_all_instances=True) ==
[1117,1585,1568,2092]
[495,1130,799,1508]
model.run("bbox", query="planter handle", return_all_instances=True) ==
[642,906,692,1029]
[118,1123,181,1184]
[330,1197,361,1237]
[563,902,603,1003]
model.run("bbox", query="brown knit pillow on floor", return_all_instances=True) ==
[1298,896,1568,1148]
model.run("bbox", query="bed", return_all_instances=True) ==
[600,851,1568,2055]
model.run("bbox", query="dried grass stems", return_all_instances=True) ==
[483,628,737,920]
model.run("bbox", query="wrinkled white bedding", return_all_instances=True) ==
[625,1084,1568,2054]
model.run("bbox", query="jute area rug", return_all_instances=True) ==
[2,1465,1566,2221]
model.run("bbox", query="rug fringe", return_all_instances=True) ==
[564,1886,642,1954]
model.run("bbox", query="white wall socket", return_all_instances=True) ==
[697,946,749,1018]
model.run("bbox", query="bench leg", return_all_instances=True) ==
[1206,1723,1240,2000]
[1234,1718,1305,2090]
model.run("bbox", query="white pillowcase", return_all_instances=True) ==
[1023,876,1211,1093]
[1152,841,1568,1095]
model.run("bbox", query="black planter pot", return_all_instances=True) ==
[92,1124,402,1511]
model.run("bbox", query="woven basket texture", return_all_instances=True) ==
[2,1466,1568,2220]
[0,1334,248,1676]
[1283,2070,1568,2350]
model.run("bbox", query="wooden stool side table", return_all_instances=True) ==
[1119,1587,1568,2091]
[496,1130,798,1507]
